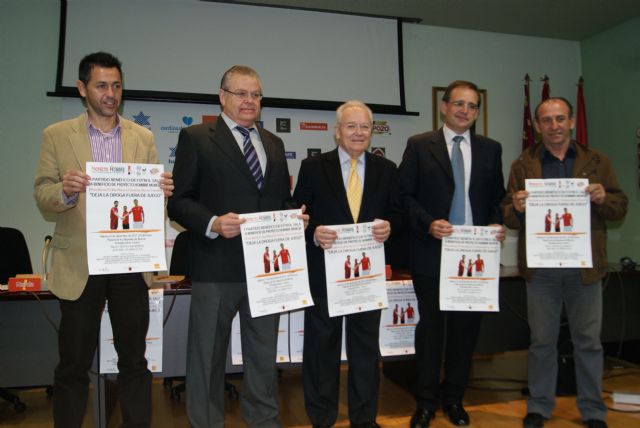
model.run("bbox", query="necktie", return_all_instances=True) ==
[236,126,263,189]
[449,135,465,225]
[347,158,362,222]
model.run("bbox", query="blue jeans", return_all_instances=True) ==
[526,268,606,420]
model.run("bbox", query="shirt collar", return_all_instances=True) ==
[221,112,255,133]
[85,112,121,136]
[443,124,471,145]
[338,146,365,166]
[540,141,576,161]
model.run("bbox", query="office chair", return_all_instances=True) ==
[163,231,239,401]
[0,227,34,412]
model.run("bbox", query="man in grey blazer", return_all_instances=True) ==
[167,65,305,427]
[398,80,505,427]
[34,52,173,428]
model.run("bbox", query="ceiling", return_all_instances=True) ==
[233,0,640,41]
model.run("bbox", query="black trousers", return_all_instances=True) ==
[412,274,483,410]
[53,273,151,428]
[303,294,381,425]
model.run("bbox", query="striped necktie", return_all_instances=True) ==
[449,135,465,225]
[236,126,263,189]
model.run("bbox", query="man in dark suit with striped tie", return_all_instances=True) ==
[168,65,305,428]
[398,80,506,427]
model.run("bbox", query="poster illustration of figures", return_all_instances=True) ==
[525,178,592,268]
[99,288,163,373]
[379,280,419,356]
[439,226,501,312]
[86,162,167,275]
[240,209,313,317]
[323,222,388,317]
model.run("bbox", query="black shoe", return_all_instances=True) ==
[584,420,607,428]
[312,425,332,428]
[410,408,436,428]
[443,403,469,426]
[523,412,545,428]
[351,422,381,428]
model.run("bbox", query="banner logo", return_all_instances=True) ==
[132,111,151,127]
[373,120,391,135]
[307,148,322,158]
[277,118,291,133]
[371,147,386,157]
[300,122,328,131]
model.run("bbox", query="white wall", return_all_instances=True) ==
[0,0,581,272]
[0,0,64,274]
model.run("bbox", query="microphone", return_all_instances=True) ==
[41,235,53,286]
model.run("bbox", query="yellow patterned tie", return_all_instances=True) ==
[347,158,362,222]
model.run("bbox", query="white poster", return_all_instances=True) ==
[99,288,164,373]
[525,178,592,268]
[289,309,305,363]
[230,312,290,365]
[379,280,419,356]
[439,226,501,312]
[240,209,313,317]
[323,222,388,317]
[86,162,167,275]
[276,313,291,363]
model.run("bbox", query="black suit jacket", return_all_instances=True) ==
[398,129,505,277]
[167,117,294,282]
[293,148,399,297]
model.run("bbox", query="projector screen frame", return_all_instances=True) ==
[46,0,419,116]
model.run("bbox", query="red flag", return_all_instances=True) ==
[576,77,588,146]
[522,74,535,151]
[541,75,550,101]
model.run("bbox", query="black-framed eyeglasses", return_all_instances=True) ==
[221,88,263,100]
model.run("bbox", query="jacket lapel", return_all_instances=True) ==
[525,144,544,178]
[258,127,276,188]
[323,149,353,221]
[360,151,382,221]
[121,118,138,163]
[213,118,257,187]
[68,114,93,171]
[429,129,454,182]
[469,134,482,195]
[571,142,596,178]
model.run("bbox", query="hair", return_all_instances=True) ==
[534,97,574,120]
[78,52,122,85]
[441,80,481,108]
[335,100,373,125]
[220,65,261,90]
